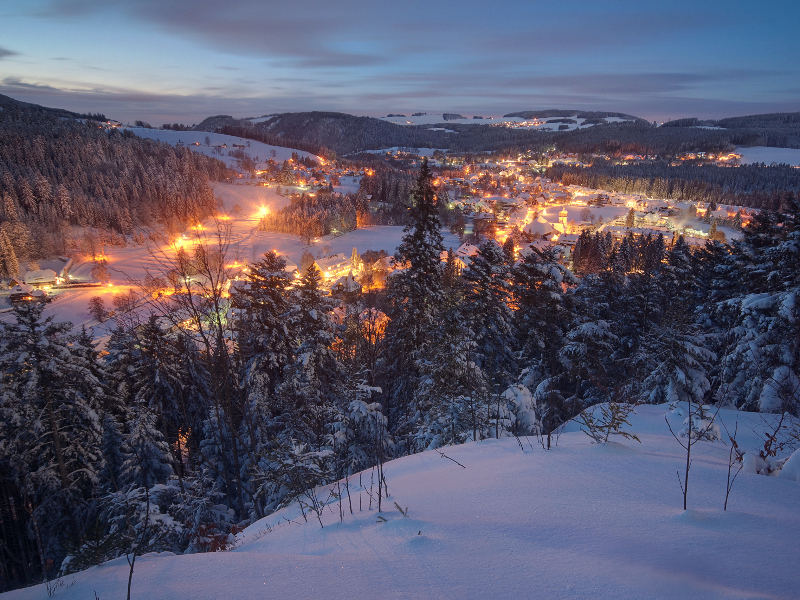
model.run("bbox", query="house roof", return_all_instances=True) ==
[24,269,57,283]
[333,272,361,292]
[523,217,554,236]
[9,284,33,295]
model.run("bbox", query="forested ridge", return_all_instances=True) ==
[548,162,800,210]
[0,95,230,269]
[1,161,798,591]
[194,110,800,157]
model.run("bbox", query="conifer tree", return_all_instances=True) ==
[0,303,105,560]
[461,239,516,385]
[279,264,342,445]
[121,402,173,489]
[235,251,294,402]
[383,158,445,433]
[0,227,19,279]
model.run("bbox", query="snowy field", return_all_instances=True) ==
[4,404,798,600]
[736,146,800,167]
[126,128,321,170]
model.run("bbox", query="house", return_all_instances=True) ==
[24,269,58,287]
[315,253,352,279]
[9,284,49,304]
[9,284,34,304]
[331,272,362,299]
[440,250,470,274]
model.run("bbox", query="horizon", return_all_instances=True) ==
[1,0,798,126]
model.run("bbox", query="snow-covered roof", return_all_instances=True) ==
[523,217,554,236]
[23,269,57,284]
[316,253,351,273]
[554,233,580,246]
[9,283,33,295]
[332,273,361,293]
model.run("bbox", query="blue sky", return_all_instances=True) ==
[1,0,798,125]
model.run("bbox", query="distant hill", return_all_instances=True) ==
[0,93,106,122]
[503,109,645,123]
[660,112,800,130]
[190,108,800,156]
[194,114,239,131]
[659,112,800,148]
[195,110,653,155]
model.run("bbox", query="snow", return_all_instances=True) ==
[778,448,800,482]
[736,146,800,167]
[246,116,276,124]
[125,128,321,171]
[5,405,798,600]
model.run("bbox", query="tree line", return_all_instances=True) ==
[548,162,800,210]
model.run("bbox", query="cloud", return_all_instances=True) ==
[0,46,19,60]
[32,0,724,72]
[0,76,353,124]
[11,1,799,122]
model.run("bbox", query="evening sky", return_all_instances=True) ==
[0,0,798,125]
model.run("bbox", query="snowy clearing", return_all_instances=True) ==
[4,404,798,600]
[126,128,321,170]
[736,146,800,167]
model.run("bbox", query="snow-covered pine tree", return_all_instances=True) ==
[235,251,294,405]
[382,157,445,435]
[718,198,800,413]
[121,401,173,489]
[460,239,516,433]
[131,316,185,476]
[0,227,19,279]
[511,245,579,441]
[415,272,487,449]
[278,263,342,446]
[0,302,104,562]
[512,245,576,370]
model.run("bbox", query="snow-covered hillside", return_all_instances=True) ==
[126,128,320,171]
[737,146,800,167]
[5,405,798,600]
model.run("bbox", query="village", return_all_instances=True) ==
[0,130,756,334]
[227,146,752,298]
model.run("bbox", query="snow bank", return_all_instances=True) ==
[778,448,800,482]
[6,405,798,600]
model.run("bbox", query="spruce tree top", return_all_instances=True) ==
[396,158,444,277]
